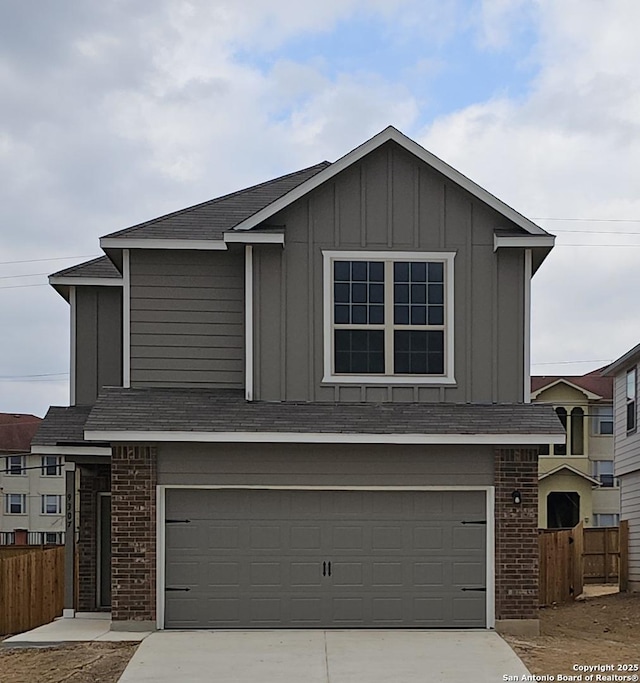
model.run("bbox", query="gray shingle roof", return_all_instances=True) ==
[31,406,94,446]
[50,256,121,279]
[102,162,330,242]
[83,387,564,437]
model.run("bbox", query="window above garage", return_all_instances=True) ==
[322,251,455,384]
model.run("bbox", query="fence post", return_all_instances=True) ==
[619,520,629,592]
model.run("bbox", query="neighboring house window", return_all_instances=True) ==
[593,513,619,527]
[554,407,567,455]
[41,494,63,515]
[592,460,616,487]
[41,455,62,476]
[570,407,584,455]
[43,532,62,544]
[5,494,26,514]
[592,405,614,435]
[626,368,637,432]
[538,443,550,455]
[6,455,25,475]
[324,251,455,383]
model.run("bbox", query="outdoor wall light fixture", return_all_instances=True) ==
[512,490,522,505]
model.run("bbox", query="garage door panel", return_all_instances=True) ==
[290,562,322,587]
[164,489,487,629]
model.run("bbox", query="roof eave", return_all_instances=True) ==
[602,342,640,376]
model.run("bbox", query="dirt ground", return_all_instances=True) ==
[504,590,640,678]
[0,642,137,683]
[0,592,638,682]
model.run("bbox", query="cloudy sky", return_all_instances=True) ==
[1,0,639,417]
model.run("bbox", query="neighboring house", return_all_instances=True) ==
[32,126,563,635]
[532,371,619,529]
[603,344,640,591]
[0,412,64,545]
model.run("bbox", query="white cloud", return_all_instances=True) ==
[418,0,640,374]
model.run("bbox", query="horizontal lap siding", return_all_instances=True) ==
[614,371,640,476]
[130,250,244,388]
[620,471,640,583]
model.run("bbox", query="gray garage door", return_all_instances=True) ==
[164,489,487,629]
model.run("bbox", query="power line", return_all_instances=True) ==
[0,373,67,379]
[531,359,611,366]
[0,272,50,280]
[0,255,99,266]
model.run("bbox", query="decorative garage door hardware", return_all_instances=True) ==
[166,587,191,592]
[165,519,191,524]
[461,587,486,592]
[460,520,486,525]
[322,561,332,577]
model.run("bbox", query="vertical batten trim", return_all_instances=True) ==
[465,204,473,403]
[70,286,76,405]
[323,251,332,381]
[486,486,496,628]
[492,253,499,401]
[307,202,314,398]
[387,146,393,248]
[245,245,254,401]
[523,249,532,403]
[360,165,367,248]
[447,252,456,383]
[122,249,131,388]
[156,485,165,629]
[413,166,420,249]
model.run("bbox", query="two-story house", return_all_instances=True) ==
[531,371,619,528]
[32,126,563,636]
[603,344,640,591]
[0,413,65,545]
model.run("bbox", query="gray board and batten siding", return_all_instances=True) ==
[253,140,525,404]
[129,248,245,389]
[75,286,122,406]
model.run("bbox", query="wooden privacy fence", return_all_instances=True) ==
[539,522,584,607]
[0,546,65,635]
[583,523,629,585]
[539,520,629,606]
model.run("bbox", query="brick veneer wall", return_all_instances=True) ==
[111,445,157,623]
[495,448,539,620]
[78,464,110,611]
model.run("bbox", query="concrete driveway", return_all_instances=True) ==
[118,630,529,683]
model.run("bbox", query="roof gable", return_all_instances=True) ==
[531,372,612,400]
[538,464,599,485]
[231,126,551,238]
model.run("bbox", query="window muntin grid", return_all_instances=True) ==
[331,258,447,376]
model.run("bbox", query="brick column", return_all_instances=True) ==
[111,445,157,628]
[78,464,110,612]
[494,448,539,634]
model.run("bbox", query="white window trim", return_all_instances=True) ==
[41,455,63,477]
[322,250,456,384]
[5,493,27,515]
[41,494,63,515]
[6,455,26,476]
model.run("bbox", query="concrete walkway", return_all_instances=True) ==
[118,630,530,683]
[2,613,150,646]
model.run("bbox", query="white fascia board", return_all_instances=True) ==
[493,234,556,251]
[523,249,531,404]
[224,232,285,245]
[49,277,123,287]
[538,464,600,485]
[233,126,548,236]
[531,378,602,401]
[31,445,112,456]
[100,238,228,250]
[84,430,565,445]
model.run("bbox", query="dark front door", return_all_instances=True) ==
[164,488,487,629]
